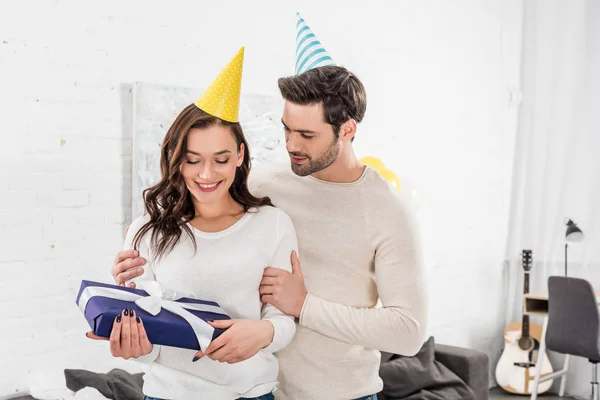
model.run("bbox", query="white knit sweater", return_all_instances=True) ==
[126,205,298,400]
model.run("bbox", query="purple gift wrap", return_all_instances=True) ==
[76,280,230,351]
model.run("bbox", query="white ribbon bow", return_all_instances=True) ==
[78,281,226,352]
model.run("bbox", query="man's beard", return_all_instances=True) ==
[289,138,341,177]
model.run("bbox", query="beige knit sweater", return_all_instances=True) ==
[250,164,428,400]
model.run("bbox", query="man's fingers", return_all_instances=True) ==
[291,251,302,276]
[261,294,275,305]
[120,257,146,270]
[86,332,108,341]
[113,249,138,265]
[127,282,137,289]
[259,275,278,296]
[259,285,275,295]
[114,261,144,285]
[260,277,277,287]
[263,267,285,278]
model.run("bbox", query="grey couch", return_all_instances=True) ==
[378,338,489,400]
[433,343,489,400]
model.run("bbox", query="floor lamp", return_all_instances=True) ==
[564,218,585,276]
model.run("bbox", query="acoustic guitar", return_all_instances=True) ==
[495,249,554,394]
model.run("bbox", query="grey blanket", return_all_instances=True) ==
[378,337,477,400]
[64,368,144,400]
[64,338,476,400]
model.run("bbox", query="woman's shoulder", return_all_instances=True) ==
[249,205,295,229]
[127,213,152,235]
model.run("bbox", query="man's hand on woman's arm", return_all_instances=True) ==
[112,249,146,288]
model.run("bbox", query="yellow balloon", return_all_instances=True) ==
[360,156,386,173]
[379,169,401,191]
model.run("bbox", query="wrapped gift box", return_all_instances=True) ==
[77,280,230,351]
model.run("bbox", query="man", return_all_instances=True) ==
[111,14,427,400]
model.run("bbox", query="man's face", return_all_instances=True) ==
[281,101,341,177]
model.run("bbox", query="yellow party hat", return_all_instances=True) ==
[194,47,244,123]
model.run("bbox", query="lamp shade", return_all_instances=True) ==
[565,219,585,243]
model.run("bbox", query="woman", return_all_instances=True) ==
[88,48,297,400]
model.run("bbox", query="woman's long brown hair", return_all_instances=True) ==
[133,104,273,259]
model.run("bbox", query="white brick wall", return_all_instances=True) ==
[0,0,523,396]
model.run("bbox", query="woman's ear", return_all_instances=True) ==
[237,143,245,167]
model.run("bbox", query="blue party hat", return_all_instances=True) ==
[295,12,336,75]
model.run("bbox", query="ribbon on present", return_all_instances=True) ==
[77,281,226,351]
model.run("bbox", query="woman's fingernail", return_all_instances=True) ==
[192,356,200,362]
[85,332,89,338]
[124,308,129,316]
[130,309,135,317]
[136,317,141,323]
[207,319,214,322]
[116,315,121,323]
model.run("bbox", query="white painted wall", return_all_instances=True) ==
[0,0,523,396]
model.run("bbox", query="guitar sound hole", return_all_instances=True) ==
[518,336,534,352]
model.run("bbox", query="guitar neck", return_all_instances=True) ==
[522,271,530,337]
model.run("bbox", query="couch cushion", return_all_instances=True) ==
[378,336,477,400]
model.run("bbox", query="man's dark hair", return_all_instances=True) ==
[278,66,367,138]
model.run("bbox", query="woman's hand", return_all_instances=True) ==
[86,308,153,359]
[192,319,274,364]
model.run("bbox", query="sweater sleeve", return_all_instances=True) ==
[122,214,161,364]
[299,196,428,356]
[261,210,298,353]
